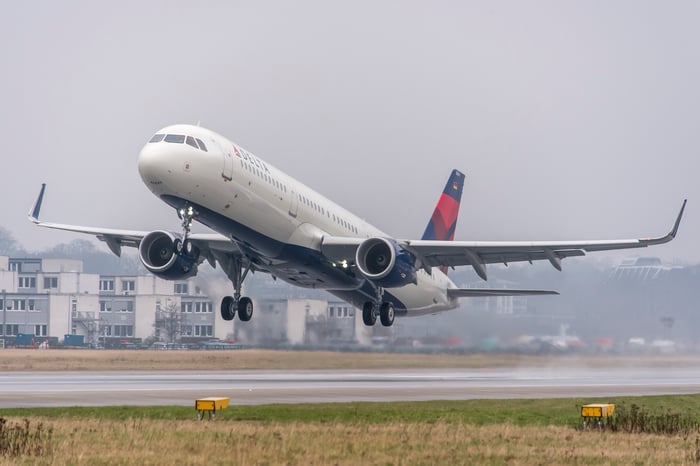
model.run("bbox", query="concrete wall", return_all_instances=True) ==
[0,271,17,293]
[42,259,83,273]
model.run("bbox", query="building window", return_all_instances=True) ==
[195,325,213,337]
[18,277,36,288]
[114,325,133,337]
[43,277,58,289]
[180,302,192,313]
[175,283,189,294]
[99,301,111,312]
[100,280,114,291]
[35,324,47,336]
[122,280,135,292]
[3,324,19,336]
[10,300,26,311]
[182,325,192,336]
[28,300,36,311]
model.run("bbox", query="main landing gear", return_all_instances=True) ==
[221,296,253,322]
[362,301,395,327]
[219,256,254,322]
[176,203,254,323]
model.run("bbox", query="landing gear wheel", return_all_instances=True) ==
[380,302,395,327]
[183,239,194,255]
[238,297,253,322]
[362,302,377,326]
[220,296,236,321]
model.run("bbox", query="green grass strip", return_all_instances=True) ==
[2,394,700,426]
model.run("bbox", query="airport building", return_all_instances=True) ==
[233,298,372,346]
[0,256,217,348]
[0,255,371,348]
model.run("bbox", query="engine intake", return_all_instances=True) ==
[139,230,199,280]
[355,237,416,288]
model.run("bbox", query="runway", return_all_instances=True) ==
[1,365,700,407]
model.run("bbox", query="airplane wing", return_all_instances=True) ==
[28,184,237,265]
[322,199,686,280]
[447,288,558,297]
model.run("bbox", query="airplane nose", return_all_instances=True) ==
[137,142,163,181]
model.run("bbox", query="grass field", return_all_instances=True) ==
[1,396,700,465]
[1,350,700,464]
[1,348,700,371]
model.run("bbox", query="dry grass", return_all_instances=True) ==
[0,418,697,465]
[1,349,699,371]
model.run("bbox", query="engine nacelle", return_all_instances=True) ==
[355,237,416,288]
[139,230,199,280]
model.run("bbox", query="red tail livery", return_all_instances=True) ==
[421,170,465,273]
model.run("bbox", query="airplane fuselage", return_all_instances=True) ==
[138,124,458,317]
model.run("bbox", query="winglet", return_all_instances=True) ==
[643,199,687,246]
[28,184,47,223]
[669,199,687,239]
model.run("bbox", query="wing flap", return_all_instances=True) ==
[320,236,364,262]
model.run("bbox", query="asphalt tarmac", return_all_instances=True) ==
[1,365,700,407]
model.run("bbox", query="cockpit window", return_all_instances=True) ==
[164,134,186,143]
[150,133,208,152]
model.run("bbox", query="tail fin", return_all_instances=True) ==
[422,170,464,241]
[421,170,465,274]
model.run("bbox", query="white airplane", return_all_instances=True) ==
[29,124,686,327]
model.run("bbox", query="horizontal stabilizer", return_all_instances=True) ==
[447,288,559,298]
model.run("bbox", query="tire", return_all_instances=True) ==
[362,302,376,326]
[380,302,395,327]
[220,296,236,321]
[238,297,253,321]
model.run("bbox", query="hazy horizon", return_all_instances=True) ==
[3,1,697,263]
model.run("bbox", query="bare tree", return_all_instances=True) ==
[154,302,182,343]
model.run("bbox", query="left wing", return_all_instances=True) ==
[322,200,686,280]
[28,183,237,265]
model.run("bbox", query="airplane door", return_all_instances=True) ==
[216,140,233,181]
[222,150,233,181]
[289,190,299,217]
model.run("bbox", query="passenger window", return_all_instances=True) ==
[164,134,185,143]
[196,138,208,152]
[149,134,165,143]
[186,136,198,148]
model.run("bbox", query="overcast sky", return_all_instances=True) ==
[2,1,698,264]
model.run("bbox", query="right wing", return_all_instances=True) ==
[321,200,686,281]
[447,288,558,298]
[402,199,685,280]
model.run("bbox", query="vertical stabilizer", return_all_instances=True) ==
[421,170,465,273]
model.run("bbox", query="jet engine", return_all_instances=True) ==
[138,230,199,280]
[355,237,416,288]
